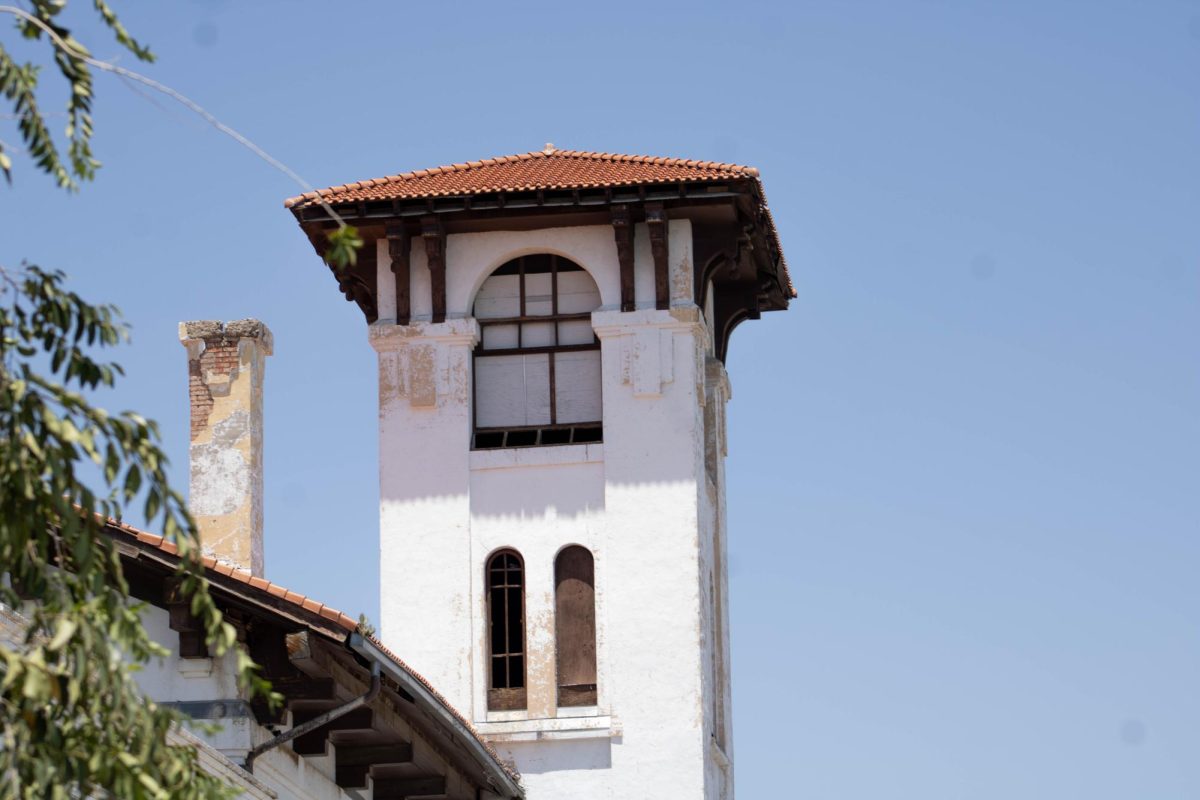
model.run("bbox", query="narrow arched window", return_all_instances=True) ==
[472,254,603,449]
[487,549,526,710]
[555,546,597,707]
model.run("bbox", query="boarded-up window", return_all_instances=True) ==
[473,255,603,449]
[555,546,597,707]
[487,550,526,711]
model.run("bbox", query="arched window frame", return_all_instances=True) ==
[486,549,527,711]
[472,254,603,449]
[554,545,598,707]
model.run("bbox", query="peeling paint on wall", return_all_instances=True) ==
[372,222,731,799]
[179,320,272,576]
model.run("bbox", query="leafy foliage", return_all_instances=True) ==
[0,265,275,799]
[325,224,364,271]
[1,2,362,268]
[1,4,285,797]
[0,0,153,188]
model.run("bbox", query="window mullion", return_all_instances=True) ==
[473,255,602,451]
[549,351,557,426]
[518,256,526,349]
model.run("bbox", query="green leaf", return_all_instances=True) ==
[0,264,261,799]
[325,225,364,270]
[47,618,77,651]
[122,463,141,499]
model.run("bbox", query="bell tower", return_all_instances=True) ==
[287,147,792,799]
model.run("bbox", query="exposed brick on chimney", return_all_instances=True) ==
[178,320,273,576]
[185,339,245,440]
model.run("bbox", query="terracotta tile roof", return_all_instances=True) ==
[104,517,521,789]
[286,146,795,299]
[284,147,761,209]
[104,517,359,633]
[361,633,522,785]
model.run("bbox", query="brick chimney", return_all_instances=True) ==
[178,320,272,575]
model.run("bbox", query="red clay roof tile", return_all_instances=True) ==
[284,148,761,209]
[101,520,513,783]
[135,531,164,546]
[363,633,522,784]
[301,597,324,615]
[105,518,360,633]
[286,147,795,299]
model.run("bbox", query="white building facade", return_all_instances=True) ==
[288,147,793,799]
[98,319,523,800]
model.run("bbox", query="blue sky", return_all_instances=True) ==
[3,1,1198,796]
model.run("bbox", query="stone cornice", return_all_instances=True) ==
[368,318,480,353]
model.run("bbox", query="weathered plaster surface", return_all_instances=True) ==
[375,220,735,798]
[136,606,363,800]
[179,320,272,575]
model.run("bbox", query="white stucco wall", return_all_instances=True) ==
[374,220,735,799]
[134,606,358,800]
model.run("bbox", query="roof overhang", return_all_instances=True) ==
[106,522,523,798]
[290,176,791,361]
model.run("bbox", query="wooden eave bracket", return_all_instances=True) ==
[645,203,670,310]
[164,576,208,659]
[610,205,636,312]
[303,221,379,322]
[728,195,788,311]
[421,216,447,323]
[293,180,786,329]
[386,223,411,325]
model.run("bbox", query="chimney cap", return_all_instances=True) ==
[179,319,273,353]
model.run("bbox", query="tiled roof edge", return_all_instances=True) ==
[102,518,519,791]
[283,149,760,209]
[103,517,359,633]
[752,181,797,298]
[356,633,523,789]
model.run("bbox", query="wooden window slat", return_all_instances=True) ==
[555,546,598,707]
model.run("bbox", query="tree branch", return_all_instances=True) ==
[0,4,349,229]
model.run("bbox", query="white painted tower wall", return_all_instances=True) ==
[372,220,735,799]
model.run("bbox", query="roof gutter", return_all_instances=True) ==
[347,632,523,799]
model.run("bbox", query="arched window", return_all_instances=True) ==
[555,546,597,707]
[487,549,526,710]
[472,254,603,449]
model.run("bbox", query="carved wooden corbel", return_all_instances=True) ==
[611,205,636,311]
[645,203,669,310]
[386,223,411,325]
[337,274,378,322]
[421,216,446,323]
[733,225,755,279]
[308,225,377,322]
